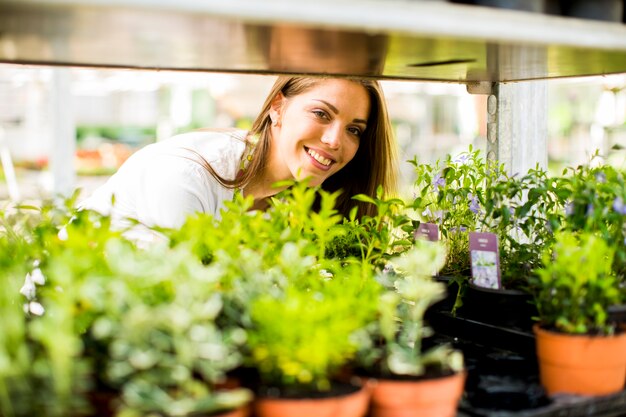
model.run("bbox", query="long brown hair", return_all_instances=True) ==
[203,76,398,219]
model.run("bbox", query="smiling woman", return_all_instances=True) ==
[79,76,398,244]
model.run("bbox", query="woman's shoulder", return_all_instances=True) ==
[160,128,248,153]
[151,128,249,179]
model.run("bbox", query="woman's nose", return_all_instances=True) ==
[321,125,342,149]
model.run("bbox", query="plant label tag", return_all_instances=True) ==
[469,232,501,290]
[414,222,439,242]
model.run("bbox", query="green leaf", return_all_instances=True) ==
[352,194,377,205]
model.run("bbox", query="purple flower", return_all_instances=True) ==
[586,204,594,217]
[469,193,481,215]
[454,154,469,164]
[565,202,574,216]
[432,173,446,192]
[595,172,606,183]
[613,197,626,215]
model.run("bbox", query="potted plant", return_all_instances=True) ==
[21,202,252,417]
[242,251,380,417]
[0,205,56,417]
[168,182,380,417]
[559,162,626,282]
[531,230,626,396]
[342,187,414,268]
[87,241,252,417]
[409,147,500,313]
[357,240,466,417]
[470,166,568,329]
[0,198,100,417]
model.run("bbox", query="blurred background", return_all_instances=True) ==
[0,63,625,202]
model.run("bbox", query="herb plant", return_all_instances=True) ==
[480,166,567,289]
[559,163,626,282]
[532,231,622,335]
[326,186,413,268]
[246,253,380,393]
[359,240,464,378]
[409,147,499,278]
[0,199,93,417]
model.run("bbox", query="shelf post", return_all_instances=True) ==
[487,81,548,175]
[469,80,548,175]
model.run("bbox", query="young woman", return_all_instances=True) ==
[80,76,398,243]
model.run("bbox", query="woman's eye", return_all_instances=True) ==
[348,127,362,137]
[313,110,329,119]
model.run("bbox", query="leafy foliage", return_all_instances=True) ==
[480,166,567,289]
[532,231,622,335]
[409,147,499,278]
[247,254,380,391]
[1,200,252,416]
[0,198,92,417]
[357,240,464,378]
[558,163,626,282]
[325,186,413,268]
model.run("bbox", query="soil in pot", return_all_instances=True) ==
[253,380,369,417]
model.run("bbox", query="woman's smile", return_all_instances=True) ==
[304,146,335,171]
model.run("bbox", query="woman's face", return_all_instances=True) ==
[268,79,370,186]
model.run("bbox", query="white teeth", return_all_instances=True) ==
[307,148,332,166]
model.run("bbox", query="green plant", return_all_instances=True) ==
[480,166,568,289]
[168,180,344,267]
[358,240,464,378]
[325,186,413,268]
[0,208,38,417]
[168,181,384,394]
[88,241,251,417]
[1,198,252,417]
[0,199,93,417]
[558,162,626,281]
[44,207,252,416]
[246,250,380,393]
[409,147,500,278]
[532,231,622,335]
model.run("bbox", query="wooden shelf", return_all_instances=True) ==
[1,0,625,82]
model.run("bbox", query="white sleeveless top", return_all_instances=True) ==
[79,129,248,245]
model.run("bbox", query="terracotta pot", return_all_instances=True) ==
[253,383,370,417]
[369,371,466,417]
[533,324,626,396]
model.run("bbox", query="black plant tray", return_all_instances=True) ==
[425,310,626,417]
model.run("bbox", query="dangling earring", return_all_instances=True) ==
[272,118,278,127]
